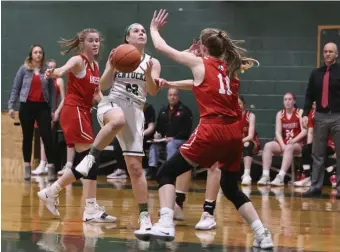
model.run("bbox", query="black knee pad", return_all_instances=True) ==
[242,141,255,157]
[83,157,99,181]
[156,151,194,189]
[71,149,90,180]
[220,170,250,210]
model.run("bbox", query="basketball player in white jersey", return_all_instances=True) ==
[75,23,161,239]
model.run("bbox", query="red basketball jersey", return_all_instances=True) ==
[193,56,241,123]
[280,108,302,144]
[308,109,334,150]
[242,110,261,146]
[64,54,100,109]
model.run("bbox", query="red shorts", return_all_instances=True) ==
[60,105,94,147]
[180,120,243,171]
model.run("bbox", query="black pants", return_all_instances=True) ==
[19,101,54,164]
[301,143,335,169]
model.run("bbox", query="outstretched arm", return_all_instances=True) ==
[156,78,193,90]
[150,9,202,70]
[45,55,83,79]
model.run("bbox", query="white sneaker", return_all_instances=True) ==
[257,175,270,185]
[270,174,284,186]
[253,229,274,249]
[294,176,311,187]
[75,155,96,177]
[107,168,127,179]
[241,175,252,185]
[83,204,116,223]
[150,210,175,241]
[58,165,71,176]
[195,212,216,230]
[32,162,47,175]
[134,211,152,240]
[174,203,184,221]
[37,187,60,217]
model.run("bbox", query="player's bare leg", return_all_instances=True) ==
[173,170,192,220]
[271,143,302,186]
[151,152,197,241]
[220,170,273,249]
[76,108,125,177]
[125,155,152,239]
[258,141,282,185]
[38,143,116,222]
[241,142,254,185]
[195,164,220,230]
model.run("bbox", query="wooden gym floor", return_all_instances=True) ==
[2,113,340,252]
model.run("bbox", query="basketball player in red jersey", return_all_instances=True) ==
[156,52,259,231]
[37,28,116,223]
[148,10,273,249]
[258,93,307,186]
[239,96,261,185]
[295,102,337,187]
[32,59,75,176]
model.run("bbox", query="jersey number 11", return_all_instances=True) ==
[218,73,232,95]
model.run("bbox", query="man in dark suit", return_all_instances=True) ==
[302,42,340,197]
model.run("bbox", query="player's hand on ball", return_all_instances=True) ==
[140,60,153,76]
[151,9,168,30]
[106,49,116,69]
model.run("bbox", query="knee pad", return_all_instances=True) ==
[156,151,193,189]
[242,141,255,157]
[71,149,90,180]
[220,170,250,210]
[83,159,98,180]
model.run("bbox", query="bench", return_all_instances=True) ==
[252,150,336,183]
[193,150,336,183]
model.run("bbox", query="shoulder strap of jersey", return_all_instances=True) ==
[78,54,89,63]
[295,108,300,117]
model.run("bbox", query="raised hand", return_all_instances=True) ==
[150,9,168,31]
[140,60,153,76]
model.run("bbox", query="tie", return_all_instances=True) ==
[321,67,330,108]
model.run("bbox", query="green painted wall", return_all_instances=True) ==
[2,1,340,144]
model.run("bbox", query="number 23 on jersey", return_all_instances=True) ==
[126,83,139,96]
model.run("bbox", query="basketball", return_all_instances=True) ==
[111,44,141,73]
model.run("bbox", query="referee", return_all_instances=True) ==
[302,42,340,197]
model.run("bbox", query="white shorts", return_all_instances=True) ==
[97,96,145,156]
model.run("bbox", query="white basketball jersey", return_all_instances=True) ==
[109,53,152,105]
